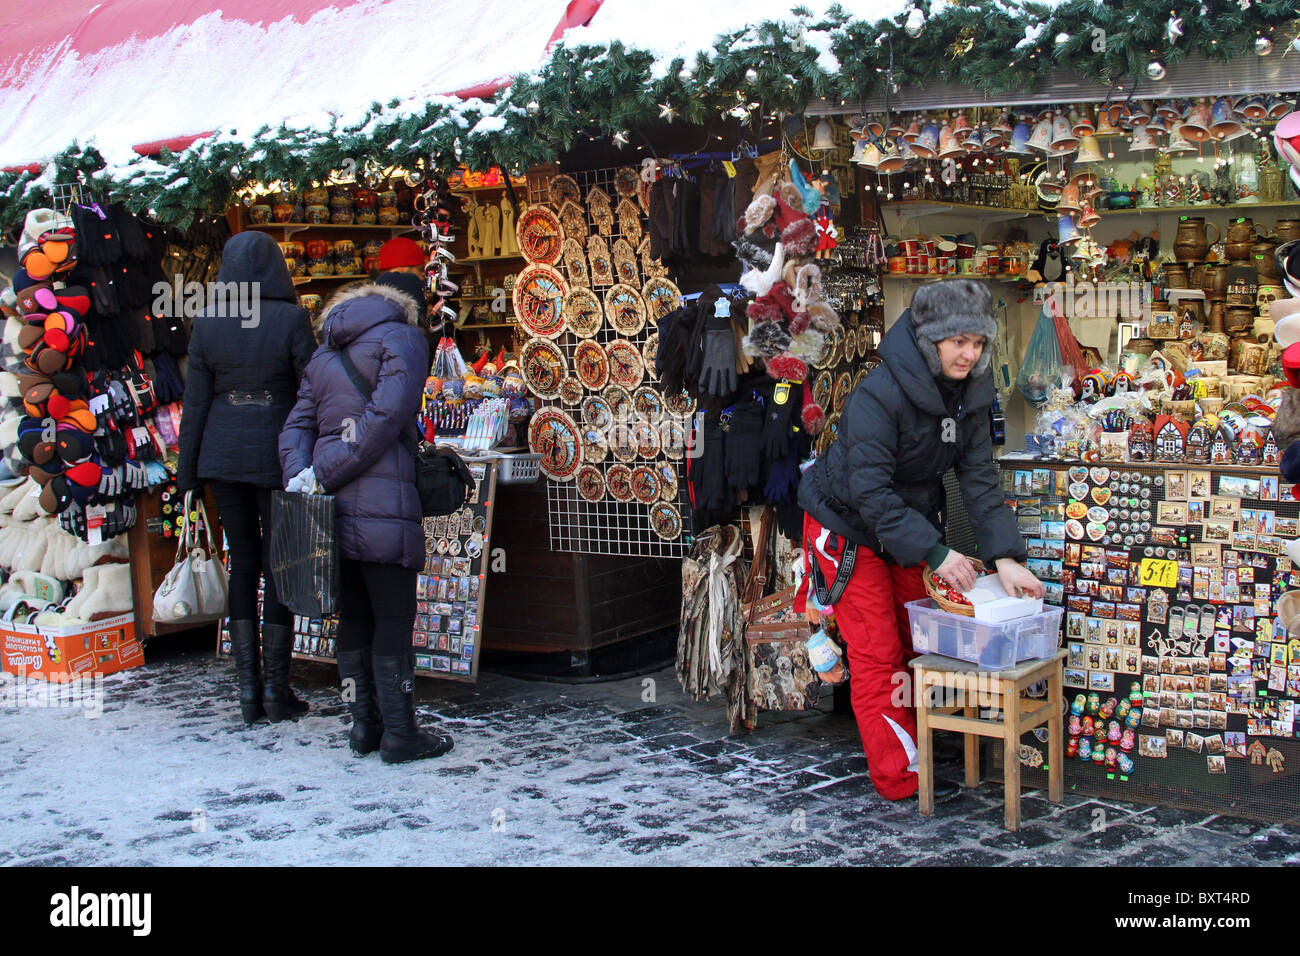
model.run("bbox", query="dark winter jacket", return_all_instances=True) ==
[177,231,316,491]
[279,283,429,570]
[798,312,1025,568]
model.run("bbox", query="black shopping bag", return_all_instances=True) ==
[269,490,338,618]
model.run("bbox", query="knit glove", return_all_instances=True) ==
[762,381,800,460]
[285,467,316,494]
[724,396,765,491]
[122,460,148,491]
[697,299,738,398]
[97,464,122,498]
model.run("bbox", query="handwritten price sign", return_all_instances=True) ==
[1139,558,1178,588]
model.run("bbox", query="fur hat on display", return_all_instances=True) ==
[909,279,998,378]
[802,384,826,434]
[766,352,808,382]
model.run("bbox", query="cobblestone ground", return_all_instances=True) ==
[3,636,1299,866]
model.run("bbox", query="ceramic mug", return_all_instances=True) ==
[354,208,377,224]
[306,239,331,259]
[303,187,329,206]
[333,239,355,259]
[957,258,974,275]
[377,206,401,225]
[305,205,330,224]
[299,294,323,314]
[248,204,272,224]
[330,208,355,224]
[272,203,295,223]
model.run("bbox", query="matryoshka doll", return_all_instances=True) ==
[1087,692,1101,715]
[1066,737,1080,758]
[1107,720,1122,745]
[1105,747,1118,771]
[1070,694,1086,716]
[1121,729,1136,753]
[1068,715,1082,736]
[1092,743,1106,764]
[1079,737,1093,761]
[1117,752,1135,775]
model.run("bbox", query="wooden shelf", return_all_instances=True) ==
[456,322,518,330]
[881,198,1300,220]
[459,254,525,263]
[247,222,416,238]
[884,273,1030,283]
[1096,200,1300,217]
[296,274,368,283]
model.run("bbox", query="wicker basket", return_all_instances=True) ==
[921,558,987,618]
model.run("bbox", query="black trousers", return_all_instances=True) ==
[209,480,290,627]
[336,559,417,657]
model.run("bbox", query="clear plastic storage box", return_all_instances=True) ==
[905,599,1063,670]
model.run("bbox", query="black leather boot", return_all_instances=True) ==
[372,652,454,764]
[337,649,382,755]
[228,620,265,724]
[261,623,310,722]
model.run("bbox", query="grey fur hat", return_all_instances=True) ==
[909,279,997,377]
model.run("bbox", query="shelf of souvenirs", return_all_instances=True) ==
[292,274,369,286]
[997,453,1280,476]
[455,321,518,330]
[883,271,1031,282]
[248,222,417,238]
[457,253,526,264]
[881,198,1300,221]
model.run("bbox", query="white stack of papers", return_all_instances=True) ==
[959,576,1043,624]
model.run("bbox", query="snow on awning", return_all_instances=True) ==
[0,0,596,169]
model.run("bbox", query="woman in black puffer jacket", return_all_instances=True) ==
[177,230,316,726]
[279,282,453,764]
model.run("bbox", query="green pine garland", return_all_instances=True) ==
[1,0,1295,231]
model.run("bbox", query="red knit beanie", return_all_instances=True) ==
[378,237,425,271]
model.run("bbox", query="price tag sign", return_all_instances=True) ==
[722,160,737,179]
[86,504,107,547]
[1139,558,1178,588]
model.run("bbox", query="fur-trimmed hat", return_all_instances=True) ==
[909,279,997,377]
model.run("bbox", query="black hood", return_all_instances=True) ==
[879,310,993,418]
[213,231,297,302]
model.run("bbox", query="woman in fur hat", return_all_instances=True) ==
[798,278,1042,802]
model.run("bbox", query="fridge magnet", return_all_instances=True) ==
[1156,501,1188,525]
[1203,518,1234,543]
[1187,470,1211,499]
[1207,754,1227,773]
[1164,470,1188,500]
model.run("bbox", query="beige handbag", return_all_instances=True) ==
[152,491,228,623]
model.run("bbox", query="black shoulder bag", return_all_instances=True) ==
[335,348,474,516]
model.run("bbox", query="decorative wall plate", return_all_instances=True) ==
[817,412,842,456]
[832,372,853,414]
[641,332,659,380]
[563,287,602,337]
[587,234,614,286]
[606,338,644,390]
[581,428,608,463]
[573,340,610,390]
[562,238,589,288]
[813,371,833,410]
[614,166,640,197]
[612,237,638,285]
[853,367,869,390]
[633,385,663,423]
[607,464,634,501]
[549,174,581,208]
[616,197,643,245]
[581,394,614,431]
[664,389,696,418]
[606,385,633,424]
[859,325,873,359]
[641,277,682,323]
[607,421,639,462]
[528,407,581,481]
[513,264,569,339]
[631,465,660,503]
[604,284,647,335]
[515,206,563,265]
[639,235,667,278]
[661,418,687,460]
[520,338,567,399]
[657,462,679,500]
[576,464,606,502]
[648,501,682,540]
[587,186,613,236]
[559,376,583,405]
[633,421,661,458]
[558,201,588,245]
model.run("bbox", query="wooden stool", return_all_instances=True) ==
[909,650,1067,831]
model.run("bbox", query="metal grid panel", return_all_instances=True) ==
[529,165,693,557]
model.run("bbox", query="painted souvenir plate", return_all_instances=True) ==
[641,277,682,323]
[633,385,664,423]
[581,394,614,431]
[563,287,602,337]
[612,237,639,285]
[604,384,634,424]
[559,376,583,405]
[617,198,643,245]
[661,418,687,460]
[607,464,634,501]
[573,340,610,390]
[832,372,853,414]
[631,465,660,504]
[520,338,566,399]
[606,338,644,390]
[817,412,842,455]
[548,174,581,208]
[614,166,640,198]
[657,462,679,501]
[581,427,608,463]
[515,205,564,265]
[813,371,833,410]
[562,238,589,287]
[853,367,868,390]
[513,264,568,339]
[664,389,696,418]
[558,202,588,245]
[648,501,682,541]
[576,464,605,502]
[607,421,639,463]
[528,408,581,481]
[604,284,647,336]
[641,332,659,380]
[633,421,661,458]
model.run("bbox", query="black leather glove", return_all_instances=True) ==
[693,411,730,514]
[762,381,801,460]
[724,395,765,491]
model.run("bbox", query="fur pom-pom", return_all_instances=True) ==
[794,263,823,309]
[766,352,808,381]
[746,299,782,324]
[735,213,749,237]
[802,401,826,435]
[789,330,826,363]
[744,194,776,233]
[762,221,777,239]
[807,301,839,333]
[743,321,793,359]
[781,217,817,257]
[768,281,797,320]
[788,311,811,336]
[779,181,804,210]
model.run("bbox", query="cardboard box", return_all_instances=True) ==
[961,577,1044,624]
[0,612,143,681]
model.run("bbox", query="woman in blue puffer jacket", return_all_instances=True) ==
[279,282,453,763]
